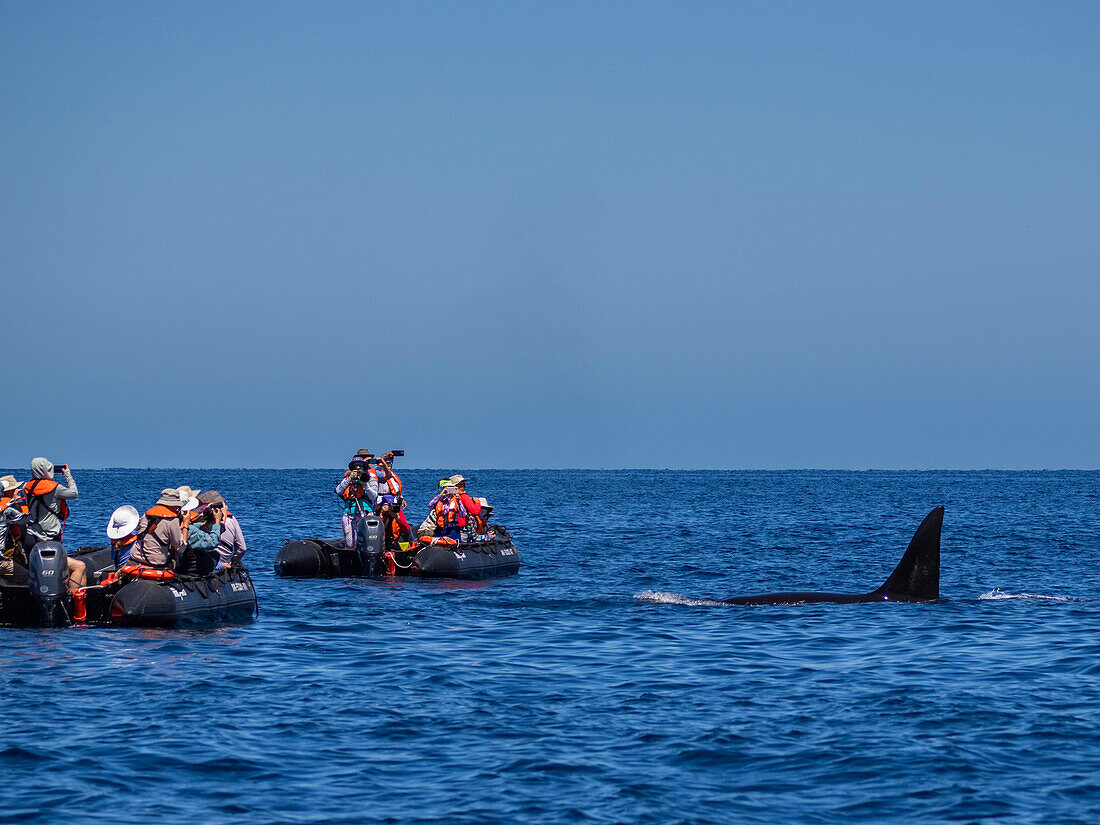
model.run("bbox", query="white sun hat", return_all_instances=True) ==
[106,505,141,540]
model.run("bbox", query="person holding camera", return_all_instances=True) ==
[196,490,246,570]
[1,476,31,584]
[370,451,412,548]
[335,450,380,550]
[129,488,188,569]
[21,457,86,591]
[21,458,77,550]
[173,499,225,575]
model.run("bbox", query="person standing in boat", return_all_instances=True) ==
[21,458,77,550]
[129,489,188,569]
[372,452,411,548]
[197,490,246,570]
[21,458,86,591]
[335,451,380,550]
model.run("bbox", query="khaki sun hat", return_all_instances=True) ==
[155,488,184,509]
[0,475,19,494]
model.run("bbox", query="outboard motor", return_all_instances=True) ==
[28,540,70,626]
[355,516,386,577]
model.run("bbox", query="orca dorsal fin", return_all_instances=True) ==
[875,506,943,601]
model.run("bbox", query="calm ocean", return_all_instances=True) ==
[2,469,1098,824]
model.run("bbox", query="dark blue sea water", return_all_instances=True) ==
[2,469,1099,824]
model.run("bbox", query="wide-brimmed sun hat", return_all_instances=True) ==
[106,505,141,540]
[448,474,470,486]
[156,488,184,509]
[198,490,226,506]
[0,475,19,494]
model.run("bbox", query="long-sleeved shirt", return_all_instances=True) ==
[216,515,247,568]
[335,474,379,515]
[25,467,78,542]
[187,522,222,550]
[129,516,184,568]
[1,500,30,557]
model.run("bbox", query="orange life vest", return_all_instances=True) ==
[381,473,402,497]
[433,496,463,530]
[472,511,490,534]
[340,477,367,502]
[23,478,70,523]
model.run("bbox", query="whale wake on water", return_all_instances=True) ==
[979,588,1083,602]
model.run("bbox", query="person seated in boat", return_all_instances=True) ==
[129,488,187,569]
[416,478,450,538]
[335,452,380,550]
[105,505,141,567]
[422,479,470,543]
[176,486,202,512]
[21,458,85,591]
[464,498,496,542]
[0,475,31,585]
[177,499,225,575]
[447,475,482,541]
[197,490,246,570]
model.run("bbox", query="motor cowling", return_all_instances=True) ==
[355,516,386,576]
[28,540,69,625]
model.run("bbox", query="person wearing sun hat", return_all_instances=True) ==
[129,489,187,569]
[0,475,23,549]
[446,475,482,540]
[106,505,141,567]
[335,452,381,550]
[176,486,202,514]
[197,490,248,570]
[0,476,31,583]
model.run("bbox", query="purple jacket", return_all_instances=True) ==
[217,515,247,567]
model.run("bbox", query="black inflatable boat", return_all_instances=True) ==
[275,523,520,580]
[0,541,258,628]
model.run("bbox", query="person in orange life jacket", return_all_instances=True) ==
[416,479,452,538]
[21,458,85,591]
[129,489,188,569]
[335,451,380,550]
[466,497,495,541]
[371,452,411,547]
[447,475,482,540]
[425,479,469,543]
[0,475,31,584]
[105,505,141,567]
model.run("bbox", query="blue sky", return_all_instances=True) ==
[2,1,1097,469]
